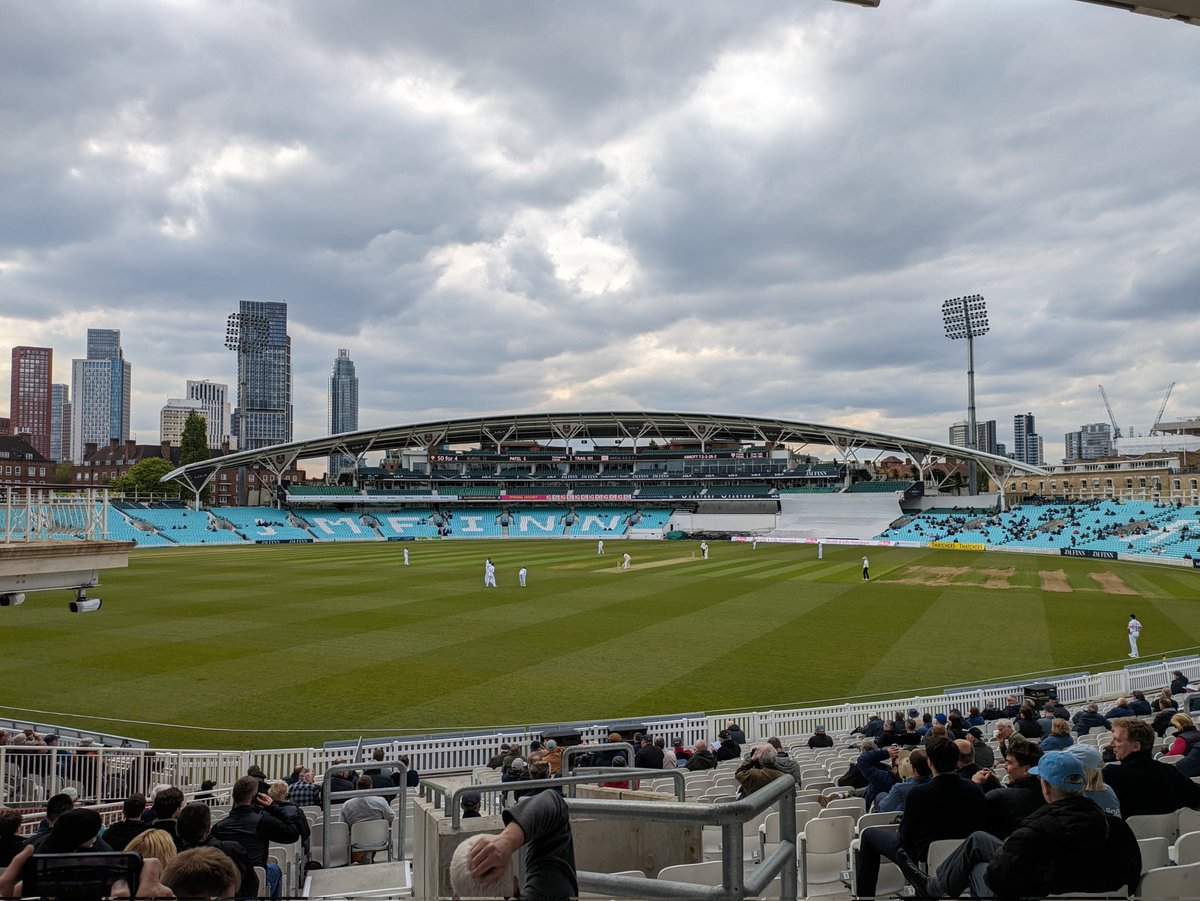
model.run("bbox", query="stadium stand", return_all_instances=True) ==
[289,485,360,496]
[507,508,571,538]
[846,480,917,494]
[566,508,632,536]
[637,484,702,499]
[703,484,774,498]
[126,507,247,545]
[217,507,315,543]
[293,509,381,541]
[372,510,443,540]
[627,508,673,535]
[102,506,174,548]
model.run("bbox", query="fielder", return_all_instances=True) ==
[518,566,527,588]
[484,558,497,588]
[818,540,824,560]
[597,539,605,555]
[403,547,409,566]
[622,552,631,570]
[1127,613,1142,658]
[700,541,709,560]
[862,555,870,581]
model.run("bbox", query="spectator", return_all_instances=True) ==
[972,741,1045,839]
[125,828,178,865]
[765,737,801,784]
[1040,718,1075,752]
[955,739,981,780]
[671,737,692,762]
[1171,670,1192,696]
[397,755,418,788]
[1163,713,1200,776]
[911,752,1141,900]
[735,745,790,798]
[1103,718,1200,818]
[897,719,922,747]
[686,740,717,771]
[364,747,396,788]
[487,743,511,769]
[877,749,931,814]
[458,790,576,899]
[210,775,300,900]
[101,793,151,853]
[659,738,677,770]
[162,846,242,900]
[43,809,112,854]
[1062,744,1120,816]
[31,793,76,841]
[1128,690,1152,716]
[634,736,664,770]
[713,730,741,762]
[878,720,900,747]
[966,706,986,727]
[968,728,994,769]
[461,792,482,819]
[1104,696,1134,720]
[725,721,747,746]
[852,713,885,740]
[602,755,630,790]
[147,786,185,849]
[1072,703,1110,736]
[340,775,394,862]
[287,768,322,807]
[267,781,310,855]
[999,695,1021,719]
[0,809,23,868]
[854,736,986,898]
[1036,703,1059,737]
[246,765,270,796]
[855,743,901,811]
[175,802,257,900]
[916,713,935,737]
[980,700,1002,721]
[542,739,564,776]
[1014,706,1042,740]
[807,725,833,749]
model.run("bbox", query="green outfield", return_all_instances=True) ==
[2,540,1198,749]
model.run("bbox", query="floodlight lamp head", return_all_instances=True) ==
[69,597,102,614]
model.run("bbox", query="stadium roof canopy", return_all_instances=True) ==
[162,411,1046,495]
[841,0,1200,26]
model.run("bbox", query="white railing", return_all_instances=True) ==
[4,656,1196,814]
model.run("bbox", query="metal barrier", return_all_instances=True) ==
[562,741,635,774]
[319,760,408,868]
[569,775,798,900]
[442,767,687,827]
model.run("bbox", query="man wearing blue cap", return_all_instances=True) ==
[904,751,1140,899]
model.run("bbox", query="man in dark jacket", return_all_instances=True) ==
[1103,718,1200,818]
[685,740,717,771]
[852,713,885,740]
[855,736,986,897]
[1072,703,1110,736]
[1129,690,1153,716]
[972,741,1045,839]
[856,743,901,811]
[268,781,311,854]
[633,736,664,770]
[913,752,1141,900]
[807,726,834,749]
[100,793,151,852]
[176,801,258,899]
[211,775,300,900]
[713,731,741,762]
[725,721,747,746]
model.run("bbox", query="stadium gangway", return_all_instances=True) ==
[570,774,798,901]
[319,760,408,868]
[439,767,688,825]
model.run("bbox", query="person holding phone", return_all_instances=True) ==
[210,776,299,900]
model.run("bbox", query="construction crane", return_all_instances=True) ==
[1098,385,1123,439]
[1151,381,1176,434]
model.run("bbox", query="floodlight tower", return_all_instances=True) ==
[942,295,990,495]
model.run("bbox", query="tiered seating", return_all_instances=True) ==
[292,509,380,541]
[289,486,361,496]
[442,508,506,538]
[372,510,443,540]
[218,508,314,543]
[126,508,246,545]
[846,480,916,493]
[628,509,673,533]
[104,507,174,548]
[777,486,840,494]
[508,508,571,538]
[565,508,632,536]
[456,486,504,497]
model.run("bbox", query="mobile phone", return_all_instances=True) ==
[21,852,143,900]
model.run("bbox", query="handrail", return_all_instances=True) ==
[444,767,686,827]
[568,775,798,900]
[319,760,408,868]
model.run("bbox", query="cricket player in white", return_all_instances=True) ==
[700,541,709,560]
[1128,613,1142,658]
[862,556,870,581]
[403,547,409,566]
[597,539,605,555]
[484,558,497,588]
[751,536,757,550]
[518,567,527,587]
[818,540,824,560]
[622,552,631,570]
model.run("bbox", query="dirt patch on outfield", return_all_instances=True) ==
[980,568,1016,590]
[1040,571,1073,593]
[880,566,969,587]
[1090,572,1137,595]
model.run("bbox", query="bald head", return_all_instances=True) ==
[955,739,974,768]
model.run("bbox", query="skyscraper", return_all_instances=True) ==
[328,348,359,479]
[1064,422,1112,462]
[160,398,208,446]
[226,301,291,450]
[71,329,131,462]
[50,383,70,463]
[186,379,231,449]
[1013,412,1044,467]
[10,346,53,459]
[948,419,998,456]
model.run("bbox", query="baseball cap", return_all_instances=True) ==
[545,739,557,750]
[1031,751,1085,792]
[510,758,527,771]
[1062,743,1103,771]
[718,730,731,740]
[815,725,826,733]
[908,708,920,718]
[934,714,948,725]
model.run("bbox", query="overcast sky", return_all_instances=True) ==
[2,0,1197,467]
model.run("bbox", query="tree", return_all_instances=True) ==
[179,412,210,466]
[109,457,182,498]
[53,462,75,484]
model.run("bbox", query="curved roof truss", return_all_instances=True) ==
[162,411,1045,499]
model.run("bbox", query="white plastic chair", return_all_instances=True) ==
[658,860,723,887]
[350,818,393,862]
[850,823,904,898]
[826,796,867,817]
[1179,807,1200,836]
[1172,829,1200,865]
[1138,861,1200,900]
[1138,837,1170,875]
[926,838,964,876]
[579,869,645,900]
[311,820,350,867]
[253,866,268,899]
[799,814,854,895]
[1126,811,1180,844]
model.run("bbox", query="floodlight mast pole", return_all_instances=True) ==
[942,295,989,497]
